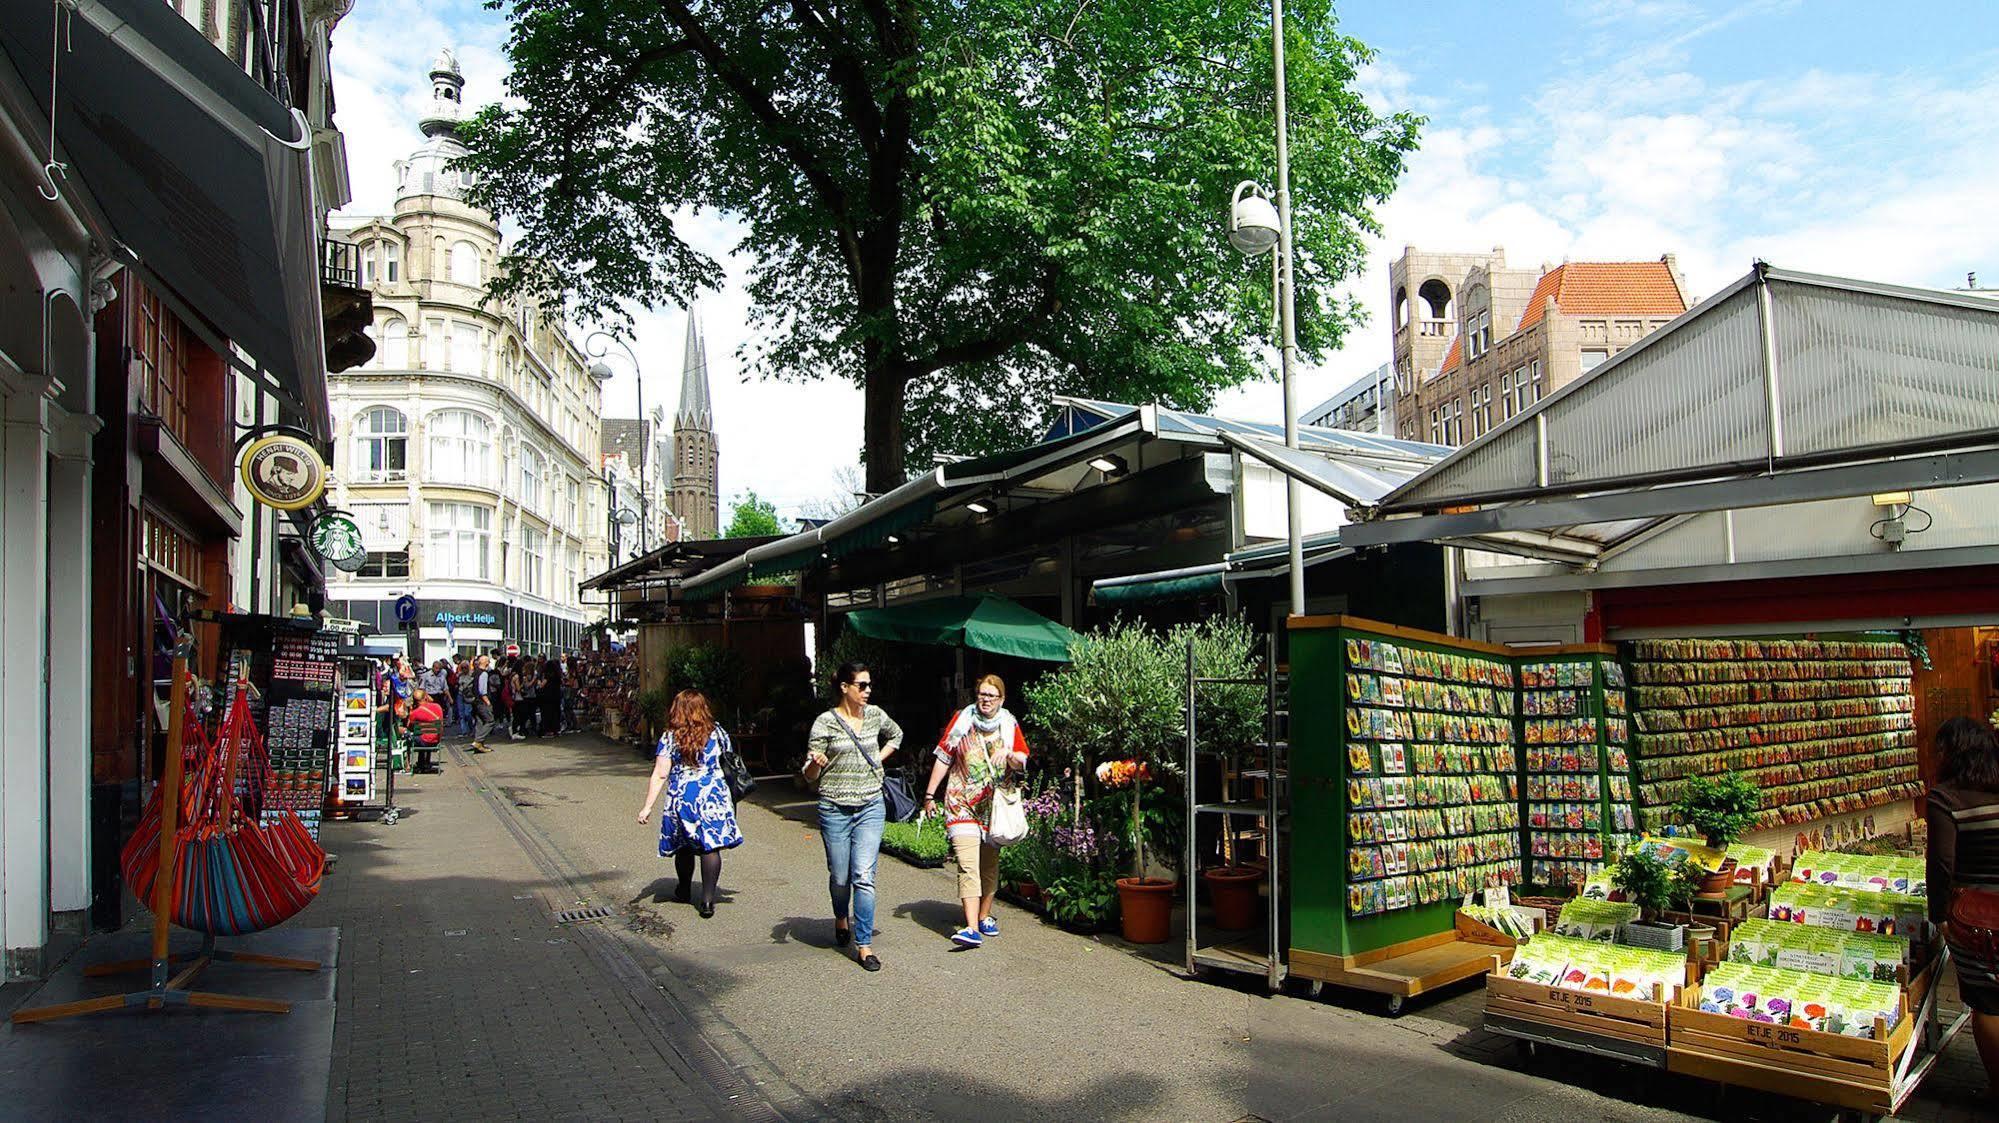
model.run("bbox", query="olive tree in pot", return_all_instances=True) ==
[1024,619,1183,943]
[1671,772,1763,894]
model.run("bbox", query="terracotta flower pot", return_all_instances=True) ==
[1699,858,1738,895]
[1116,877,1176,944]
[1202,866,1262,930]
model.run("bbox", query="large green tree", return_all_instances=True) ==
[461,0,1419,492]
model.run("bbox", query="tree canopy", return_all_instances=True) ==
[723,490,785,538]
[461,0,1420,492]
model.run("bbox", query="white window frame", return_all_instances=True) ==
[427,410,492,487]
[517,445,545,511]
[426,502,492,580]
[351,406,408,481]
[520,526,546,596]
[382,240,401,284]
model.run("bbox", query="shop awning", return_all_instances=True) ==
[1343,264,1999,556]
[1217,432,1428,506]
[844,594,1077,662]
[1091,564,1227,605]
[1,0,330,437]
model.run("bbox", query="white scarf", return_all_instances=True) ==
[945,704,1015,752]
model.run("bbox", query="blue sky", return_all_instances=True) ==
[330,1,1999,514]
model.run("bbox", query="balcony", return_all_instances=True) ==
[1417,318,1451,338]
[321,238,375,373]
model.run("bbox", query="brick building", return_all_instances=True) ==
[1388,247,1690,445]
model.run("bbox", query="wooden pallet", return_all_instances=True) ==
[1484,972,1674,1053]
[1290,931,1508,1003]
[1665,987,1914,1115]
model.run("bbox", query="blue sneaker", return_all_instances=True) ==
[978,916,1000,938]
[950,926,984,947]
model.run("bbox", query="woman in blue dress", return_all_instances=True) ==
[636,690,743,917]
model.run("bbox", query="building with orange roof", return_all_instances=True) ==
[1386,248,1690,446]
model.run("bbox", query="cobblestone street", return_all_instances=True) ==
[310,732,1992,1121]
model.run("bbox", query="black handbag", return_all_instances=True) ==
[720,737,757,801]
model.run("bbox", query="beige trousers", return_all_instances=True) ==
[949,833,1000,900]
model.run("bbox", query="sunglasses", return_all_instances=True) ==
[850,681,873,690]
[977,693,1001,701]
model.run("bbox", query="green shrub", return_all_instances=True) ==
[1670,771,1762,849]
[880,815,951,865]
[664,644,747,725]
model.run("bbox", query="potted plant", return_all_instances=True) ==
[1611,850,1686,952]
[1671,772,1763,893]
[1097,759,1174,942]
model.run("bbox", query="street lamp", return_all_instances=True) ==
[1227,12,1307,619]
[586,331,649,554]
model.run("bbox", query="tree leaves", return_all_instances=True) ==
[460,0,1419,484]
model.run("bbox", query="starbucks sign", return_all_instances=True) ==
[309,512,369,572]
[240,433,328,510]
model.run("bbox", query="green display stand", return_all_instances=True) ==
[1287,616,1636,973]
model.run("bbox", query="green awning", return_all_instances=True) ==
[844,594,1076,662]
[1093,570,1226,605]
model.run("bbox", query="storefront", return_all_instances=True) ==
[327,596,582,661]
[1287,263,1996,1109]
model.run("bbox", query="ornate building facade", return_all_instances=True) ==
[325,49,609,659]
[671,312,720,539]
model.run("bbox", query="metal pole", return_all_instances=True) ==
[1184,637,1198,975]
[1272,0,1305,619]
[637,363,650,554]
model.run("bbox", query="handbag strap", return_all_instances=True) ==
[832,711,885,780]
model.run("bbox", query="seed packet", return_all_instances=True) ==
[1382,744,1407,774]
[1348,744,1373,774]
[1699,963,1757,1017]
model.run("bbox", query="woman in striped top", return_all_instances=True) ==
[1928,715,1999,1091]
[804,662,904,972]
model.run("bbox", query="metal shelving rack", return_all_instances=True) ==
[1184,633,1288,990]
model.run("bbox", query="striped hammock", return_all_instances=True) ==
[120,681,325,936]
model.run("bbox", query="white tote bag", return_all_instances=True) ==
[983,737,1029,846]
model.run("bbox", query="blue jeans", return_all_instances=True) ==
[818,796,885,946]
[456,695,473,733]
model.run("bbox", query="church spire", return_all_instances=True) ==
[676,309,713,430]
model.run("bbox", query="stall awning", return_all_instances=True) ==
[1,0,330,437]
[1091,564,1227,605]
[1218,432,1428,506]
[1343,264,1999,556]
[844,594,1076,662]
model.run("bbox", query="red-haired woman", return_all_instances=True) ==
[637,690,743,917]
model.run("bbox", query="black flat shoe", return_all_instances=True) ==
[673,885,692,904]
[859,953,881,972]
[697,903,715,919]
[834,925,852,946]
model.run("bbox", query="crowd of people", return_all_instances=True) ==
[373,650,611,756]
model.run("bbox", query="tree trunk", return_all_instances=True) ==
[861,355,907,496]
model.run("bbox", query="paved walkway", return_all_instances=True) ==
[318,729,1993,1121]
[313,739,799,1122]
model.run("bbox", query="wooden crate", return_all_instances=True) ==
[1484,971,1674,1050]
[1665,987,1915,1115]
[1455,909,1540,948]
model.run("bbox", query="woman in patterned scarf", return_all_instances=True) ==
[923,674,1029,947]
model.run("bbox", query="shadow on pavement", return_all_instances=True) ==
[890,897,968,939]
[768,916,841,950]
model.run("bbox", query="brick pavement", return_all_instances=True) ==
[314,747,783,1122]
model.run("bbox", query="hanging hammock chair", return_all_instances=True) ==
[120,681,326,936]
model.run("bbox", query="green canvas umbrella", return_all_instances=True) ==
[843,594,1077,662]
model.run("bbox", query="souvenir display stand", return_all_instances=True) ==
[333,645,385,817]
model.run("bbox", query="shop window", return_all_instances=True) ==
[427,409,492,486]
[142,507,202,589]
[357,551,411,578]
[352,406,408,481]
[135,286,191,444]
[426,502,491,580]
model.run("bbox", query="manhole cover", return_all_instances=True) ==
[556,905,614,924]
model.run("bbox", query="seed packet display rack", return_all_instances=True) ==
[1288,617,1621,1008]
[1520,653,1638,891]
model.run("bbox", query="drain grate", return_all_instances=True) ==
[556,905,614,924]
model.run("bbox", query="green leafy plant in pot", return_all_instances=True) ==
[1671,771,1763,894]
[1611,850,1686,951]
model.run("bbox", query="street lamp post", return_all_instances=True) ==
[586,332,649,554]
[1228,10,1307,621]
